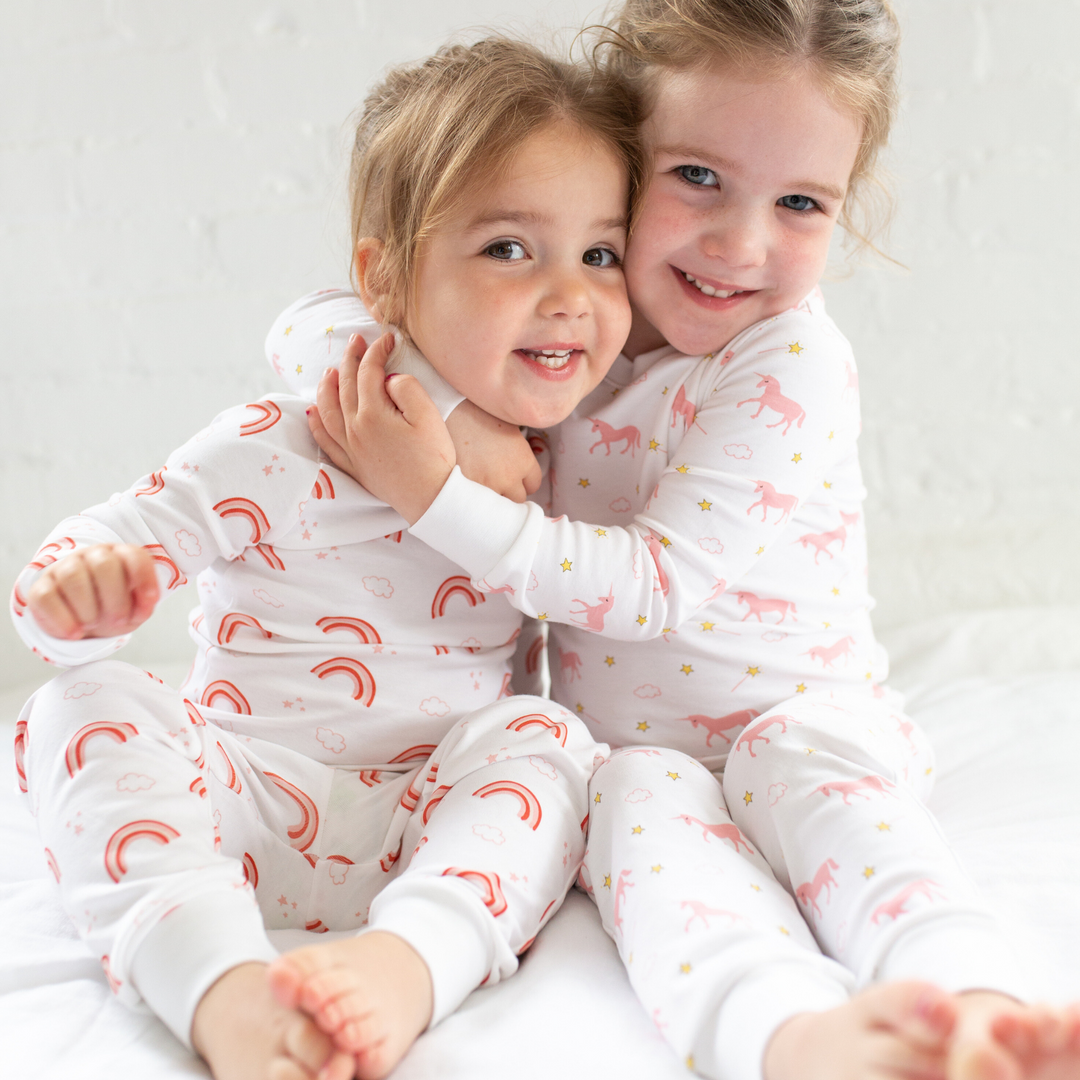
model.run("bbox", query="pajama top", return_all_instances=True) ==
[411,287,885,767]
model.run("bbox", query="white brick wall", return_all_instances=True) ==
[2,0,1077,688]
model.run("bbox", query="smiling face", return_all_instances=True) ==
[402,122,631,429]
[622,64,863,359]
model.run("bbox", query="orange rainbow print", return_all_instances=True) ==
[316,616,381,643]
[104,819,181,882]
[189,776,207,798]
[431,575,486,619]
[525,635,544,675]
[182,698,206,726]
[214,742,242,794]
[14,719,28,793]
[505,713,568,747]
[305,920,331,933]
[380,841,403,872]
[213,497,271,544]
[44,847,60,883]
[217,612,273,645]
[250,544,286,571]
[310,657,376,706]
[312,469,336,499]
[143,545,187,589]
[472,780,542,831]
[200,680,252,715]
[241,851,258,888]
[422,784,454,825]
[442,868,508,917]
[28,536,76,570]
[388,745,436,765]
[399,774,423,813]
[239,401,282,436]
[264,772,319,852]
[11,581,28,618]
[65,721,140,778]
[134,468,167,497]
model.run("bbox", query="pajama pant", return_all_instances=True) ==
[583,691,1023,1080]
[16,661,602,1047]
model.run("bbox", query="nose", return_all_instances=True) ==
[537,265,591,321]
[701,206,768,270]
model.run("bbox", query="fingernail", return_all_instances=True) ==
[324,366,333,376]
[349,333,359,345]
[385,373,398,382]
[305,407,312,415]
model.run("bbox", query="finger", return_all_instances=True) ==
[352,332,396,415]
[338,333,370,417]
[27,570,85,639]
[115,544,160,626]
[51,553,103,630]
[382,372,442,430]
[307,407,350,472]
[316,369,349,447]
[83,545,134,628]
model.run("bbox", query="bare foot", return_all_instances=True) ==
[949,992,1080,1080]
[764,980,957,1080]
[267,931,434,1080]
[191,961,355,1080]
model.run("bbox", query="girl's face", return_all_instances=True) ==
[406,122,631,429]
[622,65,862,359]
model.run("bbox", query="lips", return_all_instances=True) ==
[515,347,583,380]
[672,265,757,308]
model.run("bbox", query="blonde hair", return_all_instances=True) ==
[350,36,645,324]
[591,0,900,253]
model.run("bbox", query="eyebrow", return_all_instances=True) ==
[467,209,628,233]
[655,143,847,203]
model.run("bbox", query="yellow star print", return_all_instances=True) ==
[636,721,649,732]
[788,341,804,354]
[283,325,293,336]
[660,535,672,547]
[823,480,832,489]
[631,825,644,835]
[594,792,602,804]
[578,478,590,488]
[651,864,663,874]
[796,683,807,693]
[779,925,791,935]
[876,822,891,832]
[680,664,693,675]
[828,431,835,440]
[792,453,802,463]
[575,704,584,713]
[687,1056,696,1070]
[750,884,762,892]
[698,499,712,511]
[756,546,765,555]
[295,364,303,374]
[324,326,334,336]
[832,587,840,596]
[701,621,715,632]
[667,771,682,781]
[863,866,875,879]
[680,963,692,974]
[637,615,648,626]
[676,464,689,474]
[561,558,572,572]
[595,528,607,537]
[744,791,753,805]
[605,656,615,666]
[603,874,611,888]
[648,438,660,451]
[537,612,548,620]
[746,666,761,677]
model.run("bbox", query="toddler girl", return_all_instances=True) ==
[9,38,641,1080]
[299,3,1080,1080]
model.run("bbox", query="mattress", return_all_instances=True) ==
[2,606,1079,1079]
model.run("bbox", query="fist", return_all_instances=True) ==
[26,544,160,640]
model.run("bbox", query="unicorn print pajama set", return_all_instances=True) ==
[338,287,1022,1079]
[9,293,601,1047]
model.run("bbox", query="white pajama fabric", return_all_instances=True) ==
[183,290,1022,1079]
[10,303,602,1046]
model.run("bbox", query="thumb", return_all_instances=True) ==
[383,373,444,429]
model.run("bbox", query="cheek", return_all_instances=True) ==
[625,190,693,272]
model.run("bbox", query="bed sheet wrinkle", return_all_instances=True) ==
[0,608,1078,1076]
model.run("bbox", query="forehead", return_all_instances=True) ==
[647,65,862,189]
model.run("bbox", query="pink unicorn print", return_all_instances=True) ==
[569,589,616,632]
[643,533,671,598]
[870,879,944,924]
[558,648,582,684]
[672,814,755,854]
[803,635,856,670]
[734,714,802,758]
[613,868,634,935]
[734,591,798,623]
[811,775,897,805]
[794,858,840,918]
[589,418,641,457]
[673,709,760,748]
[795,525,847,564]
[736,374,806,434]
[681,900,743,931]
[747,481,798,524]
[671,385,705,432]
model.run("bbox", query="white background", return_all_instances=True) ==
[2,0,1077,689]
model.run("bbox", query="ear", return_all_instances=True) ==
[354,238,389,324]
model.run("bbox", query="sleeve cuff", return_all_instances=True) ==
[385,338,466,421]
[409,467,533,581]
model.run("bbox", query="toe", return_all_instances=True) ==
[267,958,307,1010]
[284,1014,337,1072]
[300,967,366,1016]
[864,981,958,1050]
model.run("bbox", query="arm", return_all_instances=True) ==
[409,312,860,639]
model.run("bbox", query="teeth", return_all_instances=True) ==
[684,273,743,299]
[524,349,573,369]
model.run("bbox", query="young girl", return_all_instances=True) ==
[9,39,642,1080]
[299,3,1080,1079]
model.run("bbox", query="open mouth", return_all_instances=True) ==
[680,270,751,299]
[518,348,576,370]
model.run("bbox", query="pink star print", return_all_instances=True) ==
[302,530,312,541]
[263,466,273,476]
[277,895,288,906]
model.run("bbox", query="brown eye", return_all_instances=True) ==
[486,240,527,261]
[583,247,619,268]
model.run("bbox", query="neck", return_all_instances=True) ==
[622,305,668,360]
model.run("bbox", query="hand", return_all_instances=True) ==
[26,544,159,640]
[308,333,457,524]
[446,399,542,503]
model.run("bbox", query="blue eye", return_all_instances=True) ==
[677,165,718,188]
[778,194,818,213]
[583,247,620,268]
[486,240,527,261]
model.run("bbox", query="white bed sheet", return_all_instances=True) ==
[2,606,1079,1080]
